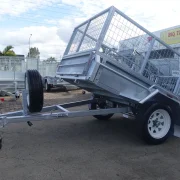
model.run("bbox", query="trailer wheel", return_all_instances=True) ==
[25,70,44,113]
[89,100,115,120]
[140,104,173,145]
[45,81,51,92]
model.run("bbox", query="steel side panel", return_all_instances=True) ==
[95,67,150,102]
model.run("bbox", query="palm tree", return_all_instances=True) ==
[0,45,16,56]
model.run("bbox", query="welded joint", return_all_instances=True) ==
[56,105,69,112]
[148,85,157,92]
[55,113,69,118]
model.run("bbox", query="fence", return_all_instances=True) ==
[0,56,25,72]
[0,57,60,77]
[26,58,60,77]
[0,56,26,95]
[0,56,61,96]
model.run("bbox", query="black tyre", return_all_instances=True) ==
[25,70,44,113]
[89,100,115,120]
[45,81,51,92]
[140,104,173,145]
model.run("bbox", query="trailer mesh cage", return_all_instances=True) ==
[63,6,180,95]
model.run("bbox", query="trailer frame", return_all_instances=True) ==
[0,90,131,129]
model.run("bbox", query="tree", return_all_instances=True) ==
[45,57,57,62]
[27,47,40,58]
[0,45,16,56]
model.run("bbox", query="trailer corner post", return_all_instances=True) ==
[95,6,115,52]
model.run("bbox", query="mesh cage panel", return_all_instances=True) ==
[156,76,179,93]
[68,30,84,54]
[79,12,108,52]
[100,10,180,93]
[85,12,108,40]
[79,35,97,51]
[67,12,108,54]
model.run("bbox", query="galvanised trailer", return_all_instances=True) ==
[1,6,180,148]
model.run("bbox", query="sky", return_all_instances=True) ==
[0,0,180,60]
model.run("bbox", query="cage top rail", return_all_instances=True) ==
[74,6,112,30]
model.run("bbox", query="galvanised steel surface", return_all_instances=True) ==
[57,6,180,104]
[0,90,130,128]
